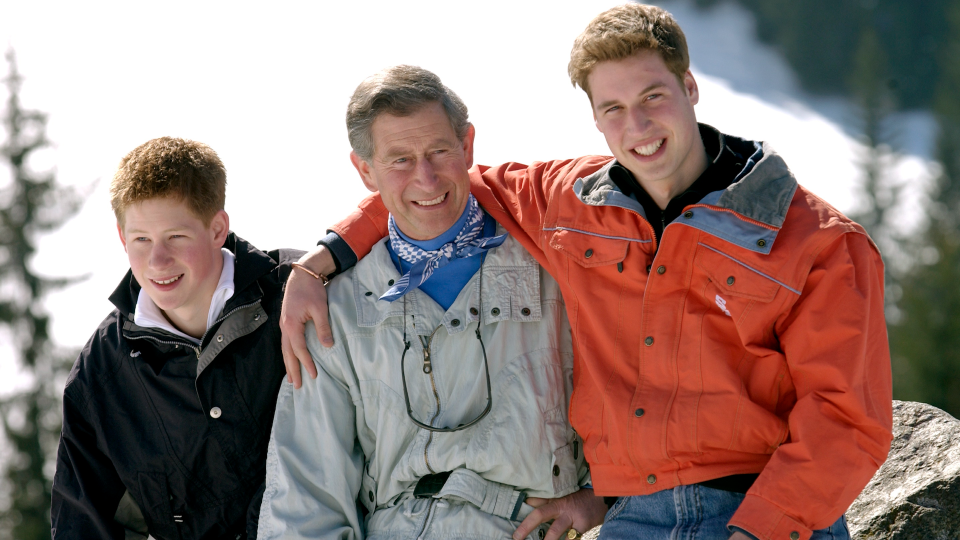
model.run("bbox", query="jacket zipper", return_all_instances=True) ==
[124,299,262,361]
[419,326,443,474]
[127,335,201,359]
[414,499,438,540]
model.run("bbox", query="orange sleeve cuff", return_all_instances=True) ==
[329,195,389,261]
[728,494,813,540]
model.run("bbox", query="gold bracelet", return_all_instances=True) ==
[292,262,330,285]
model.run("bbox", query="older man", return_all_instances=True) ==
[280,5,893,540]
[257,66,607,540]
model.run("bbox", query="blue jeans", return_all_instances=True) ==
[598,486,850,540]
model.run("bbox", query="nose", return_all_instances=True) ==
[149,241,174,270]
[626,107,651,136]
[414,156,440,189]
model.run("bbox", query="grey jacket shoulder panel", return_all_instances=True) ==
[572,137,799,254]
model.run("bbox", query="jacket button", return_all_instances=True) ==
[656,265,666,274]
[216,335,223,343]
[368,490,374,502]
[635,408,645,417]
[254,313,261,321]
[790,533,799,540]
[647,474,657,484]
[683,211,693,219]
[521,308,531,316]
[491,308,501,316]
[553,465,560,476]
[539,529,546,540]
[585,249,594,258]
[470,307,479,316]
[727,276,735,285]
[644,336,654,346]
[388,279,395,286]
[451,319,461,327]
[209,407,222,419]
[365,291,373,296]
[757,239,767,247]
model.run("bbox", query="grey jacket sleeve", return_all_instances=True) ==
[257,324,364,539]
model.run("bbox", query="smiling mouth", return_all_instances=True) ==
[633,139,664,156]
[414,193,447,206]
[152,274,183,285]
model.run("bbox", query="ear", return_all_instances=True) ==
[209,210,230,247]
[683,70,699,106]
[117,222,128,252]
[350,151,379,193]
[462,124,476,169]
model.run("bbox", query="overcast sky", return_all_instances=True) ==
[0,0,934,371]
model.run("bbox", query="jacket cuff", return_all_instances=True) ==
[728,494,812,540]
[329,195,390,263]
[317,232,357,276]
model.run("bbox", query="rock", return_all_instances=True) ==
[847,400,960,539]
[579,401,960,540]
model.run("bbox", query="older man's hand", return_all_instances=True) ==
[513,488,608,540]
[281,246,336,389]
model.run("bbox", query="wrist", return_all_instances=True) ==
[296,245,336,278]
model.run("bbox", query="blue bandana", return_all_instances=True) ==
[380,194,507,302]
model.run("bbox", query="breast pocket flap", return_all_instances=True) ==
[549,229,628,268]
[695,245,781,302]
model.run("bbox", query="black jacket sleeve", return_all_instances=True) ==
[51,388,127,539]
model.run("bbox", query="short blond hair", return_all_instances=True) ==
[568,3,690,99]
[111,137,226,226]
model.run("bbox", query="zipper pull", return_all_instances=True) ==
[419,335,432,374]
[422,348,432,374]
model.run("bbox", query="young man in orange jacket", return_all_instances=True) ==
[279,5,893,540]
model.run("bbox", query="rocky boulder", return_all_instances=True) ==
[847,400,960,539]
[580,401,960,539]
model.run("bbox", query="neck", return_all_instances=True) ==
[162,256,224,339]
[639,137,710,210]
[394,198,475,250]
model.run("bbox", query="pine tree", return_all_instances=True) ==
[0,49,84,539]
[847,27,905,311]
[887,0,960,416]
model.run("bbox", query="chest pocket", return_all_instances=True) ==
[695,243,782,303]
[548,228,628,268]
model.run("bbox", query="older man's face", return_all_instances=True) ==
[351,102,475,241]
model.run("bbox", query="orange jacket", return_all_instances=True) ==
[331,145,893,540]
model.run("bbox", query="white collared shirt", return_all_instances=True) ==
[133,248,236,344]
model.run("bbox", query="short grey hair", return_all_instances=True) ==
[346,65,471,161]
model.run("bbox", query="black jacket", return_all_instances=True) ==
[51,234,302,540]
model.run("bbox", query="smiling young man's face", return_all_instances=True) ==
[351,101,475,241]
[589,49,706,200]
[119,197,228,336]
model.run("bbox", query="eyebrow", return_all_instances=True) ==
[125,226,190,235]
[378,136,458,161]
[594,82,668,111]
